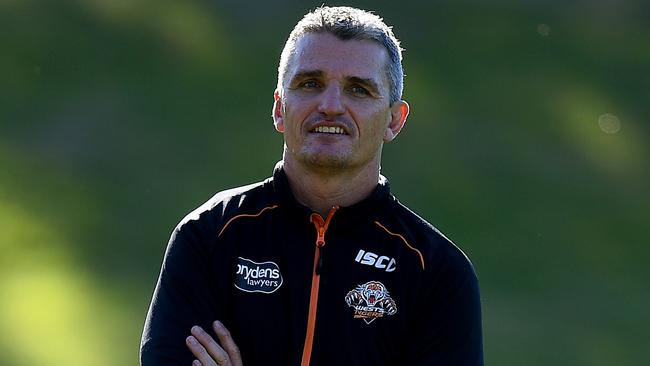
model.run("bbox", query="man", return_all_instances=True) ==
[141,6,483,366]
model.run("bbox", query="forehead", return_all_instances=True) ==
[289,32,389,85]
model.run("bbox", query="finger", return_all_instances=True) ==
[213,321,243,366]
[186,335,218,366]
[190,326,231,365]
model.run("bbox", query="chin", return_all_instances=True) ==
[302,153,353,170]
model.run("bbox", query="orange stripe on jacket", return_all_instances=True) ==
[218,205,278,237]
[374,221,425,270]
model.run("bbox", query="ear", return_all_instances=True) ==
[272,89,285,133]
[384,100,409,142]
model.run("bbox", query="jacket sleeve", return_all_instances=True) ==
[406,251,484,366]
[140,224,222,365]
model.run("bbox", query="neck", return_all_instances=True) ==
[282,158,381,217]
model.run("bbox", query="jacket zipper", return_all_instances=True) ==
[300,205,339,366]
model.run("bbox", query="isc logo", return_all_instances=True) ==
[354,249,396,272]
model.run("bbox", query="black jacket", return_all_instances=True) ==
[140,163,483,365]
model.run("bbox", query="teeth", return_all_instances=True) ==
[315,126,345,134]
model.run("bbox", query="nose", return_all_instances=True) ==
[317,84,345,117]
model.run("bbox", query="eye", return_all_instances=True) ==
[348,85,370,97]
[300,80,321,89]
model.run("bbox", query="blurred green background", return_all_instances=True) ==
[1,0,648,365]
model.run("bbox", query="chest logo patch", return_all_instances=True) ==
[355,249,396,272]
[234,257,283,294]
[345,281,397,324]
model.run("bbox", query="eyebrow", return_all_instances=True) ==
[289,69,381,94]
[289,70,324,86]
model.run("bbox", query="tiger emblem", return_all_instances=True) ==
[345,281,397,324]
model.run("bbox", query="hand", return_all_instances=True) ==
[186,321,243,366]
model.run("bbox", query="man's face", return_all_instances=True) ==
[273,32,408,172]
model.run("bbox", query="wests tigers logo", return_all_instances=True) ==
[345,281,397,324]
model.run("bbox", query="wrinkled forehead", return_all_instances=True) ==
[287,32,390,87]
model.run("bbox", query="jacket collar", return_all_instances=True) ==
[270,161,394,226]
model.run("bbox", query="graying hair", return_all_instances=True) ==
[277,6,404,105]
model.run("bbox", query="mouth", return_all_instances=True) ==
[309,124,349,135]
[312,126,346,135]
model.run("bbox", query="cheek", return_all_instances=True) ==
[362,111,391,138]
[284,99,312,126]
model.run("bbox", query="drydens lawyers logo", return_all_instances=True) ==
[234,257,283,294]
[345,281,397,324]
